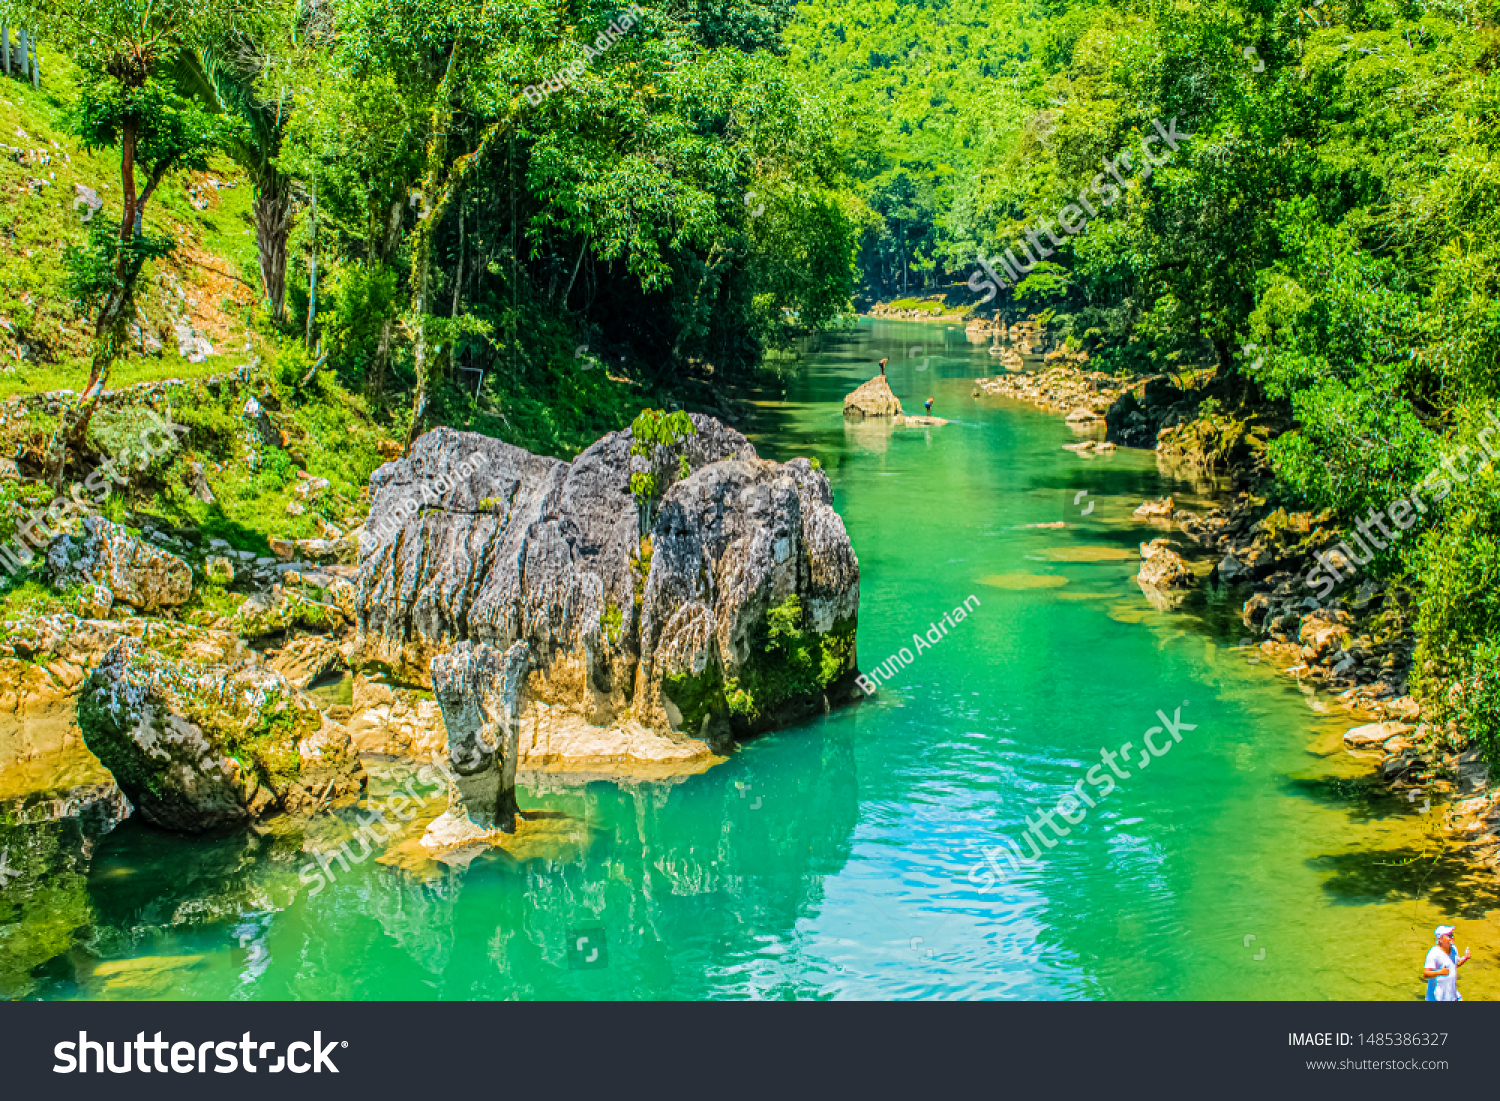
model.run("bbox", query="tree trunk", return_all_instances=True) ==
[254,169,293,323]
[562,237,586,309]
[305,179,318,344]
[369,315,393,405]
[44,285,130,487]
[44,133,150,487]
[404,49,460,454]
[403,48,510,451]
[405,201,438,451]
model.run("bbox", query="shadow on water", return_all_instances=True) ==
[1283,774,1398,824]
[258,717,861,999]
[1309,845,1500,917]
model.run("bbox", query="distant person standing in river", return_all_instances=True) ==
[879,357,888,376]
[925,397,933,415]
[1424,925,1470,1001]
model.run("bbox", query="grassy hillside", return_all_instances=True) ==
[0,54,269,399]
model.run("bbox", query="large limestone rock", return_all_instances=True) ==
[47,516,192,612]
[422,641,530,848]
[843,374,903,418]
[354,418,862,758]
[76,639,364,832]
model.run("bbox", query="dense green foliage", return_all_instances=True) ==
[264,0,862,440]
[4,0,865,465]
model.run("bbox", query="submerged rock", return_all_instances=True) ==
[46,516,192,612]
[354,418,862,760]
[422,640,530,848]
[842,374,903,418]
[76,640,364,833]
[0,788,128,999]
[1133,496,1176,520]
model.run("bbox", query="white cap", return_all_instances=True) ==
[1436,925,1456,939]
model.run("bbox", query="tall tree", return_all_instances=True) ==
[3,0,238,485]
[176,33,296,322]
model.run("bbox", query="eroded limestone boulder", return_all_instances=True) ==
[422,641,530,848]
[842,374,902,418]
[354,418,861,759]
[1133,497,1175,520]
[47,516,192,612]
[76,639,364,833]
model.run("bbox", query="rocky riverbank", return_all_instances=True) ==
[971,362,1132,416]
[0,410,864,906]
[1149,490,1499,859]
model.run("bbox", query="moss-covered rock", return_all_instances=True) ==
[662,600,859,742]
[234,585,343,639]
[76,639,364,833]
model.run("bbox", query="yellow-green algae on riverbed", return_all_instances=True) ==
[3,317,1497,1000]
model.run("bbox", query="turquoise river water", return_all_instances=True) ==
[8,318,1499,1000]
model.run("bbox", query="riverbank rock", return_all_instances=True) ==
[422,641,530,849]
[1133,497,1175,520]
[344,673,446,759]
[843,374,903,418]
[1063,439,1117,455]
[75,639,364,832]
[354,418,862,760]
[893,414,948,426]
[1343,721,1413,748]
[46,517,192,612]
[972,366,1129,413]
[204,555,235,585]
[1138,539,1193,588]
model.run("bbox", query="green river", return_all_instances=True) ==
[8,318,1499,1001]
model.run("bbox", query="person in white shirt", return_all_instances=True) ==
[1423,925,1470,1001]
